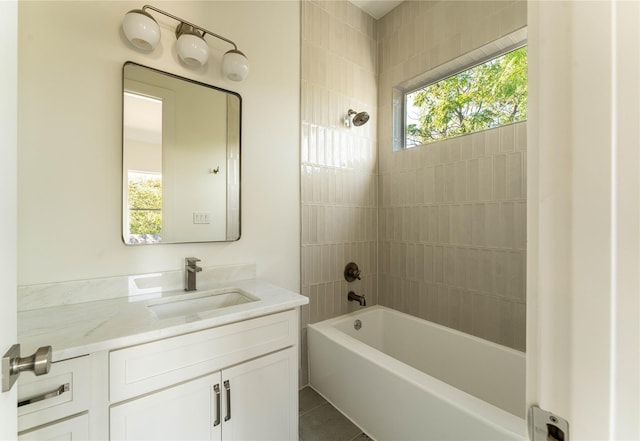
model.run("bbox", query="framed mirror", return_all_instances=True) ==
[122,62,241,245]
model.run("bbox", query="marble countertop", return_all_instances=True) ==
[18,279,308,362]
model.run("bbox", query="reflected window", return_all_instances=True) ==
[127,171,162,243]
[123,92,163,244]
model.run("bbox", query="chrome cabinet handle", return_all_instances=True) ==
[224,380,231,421]
[18,382,69,407]
[213,384,221,427]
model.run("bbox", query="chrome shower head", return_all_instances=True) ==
[347,109,370,127]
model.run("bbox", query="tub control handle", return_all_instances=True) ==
[344,262,361,282]
[224,380,231,421]
[213,384,221,427]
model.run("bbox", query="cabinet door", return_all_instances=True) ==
[222,347,297,441]
[110,372,221,441]
[18,413,89,441]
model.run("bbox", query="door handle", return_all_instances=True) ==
[2,344,52,392]
[224,380,231,421]
[213,384,221,427]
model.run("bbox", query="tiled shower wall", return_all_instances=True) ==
[377,1,527,350]
[378,124,527,350]
[300,0,378,385]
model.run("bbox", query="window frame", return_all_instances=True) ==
[393,27,528,151]
[125,170,163,243]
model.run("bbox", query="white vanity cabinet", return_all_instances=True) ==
[17,275,308,441]
[108,309,298,441]
[18,414,89,441]
[217,347,296,440]
[16,356,91,440]
[110,371,218,440]
[110,347,296,441]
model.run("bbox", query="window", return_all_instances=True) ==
[397,36,527,149]
[126,171,162,244]
[123,90,163,244]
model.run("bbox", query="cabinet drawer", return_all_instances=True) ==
[17,356,90,432]
[110,309,296,402]
[18,412,89,441]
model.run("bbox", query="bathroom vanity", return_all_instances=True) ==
[15,273,307,440]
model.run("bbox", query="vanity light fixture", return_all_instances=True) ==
[122,5,250,81]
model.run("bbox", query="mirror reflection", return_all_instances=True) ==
[122,62,241,245]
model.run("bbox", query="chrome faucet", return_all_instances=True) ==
[184,257,202,291]
[348,291,366,307]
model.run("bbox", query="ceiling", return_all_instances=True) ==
[349,0,404,19]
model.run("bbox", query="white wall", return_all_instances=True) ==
[18,1,300,291]
[162,77,228,242]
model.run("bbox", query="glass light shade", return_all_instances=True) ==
[177,33,209,67]
[122,10,160,51]
[222,50,249,82]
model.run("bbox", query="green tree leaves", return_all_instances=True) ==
[128,174,162,235]
[406,46,527,146]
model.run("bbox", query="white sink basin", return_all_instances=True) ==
[147,288,259,319]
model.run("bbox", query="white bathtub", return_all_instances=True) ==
[308,305,526,440]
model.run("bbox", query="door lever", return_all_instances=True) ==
[2,344,52,392]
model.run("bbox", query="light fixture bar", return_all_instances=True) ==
[142,5,238,51]
[123,5,250,81]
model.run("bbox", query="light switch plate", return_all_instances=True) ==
[193,212,211,224]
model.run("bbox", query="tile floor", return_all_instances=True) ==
[299,387,373,441]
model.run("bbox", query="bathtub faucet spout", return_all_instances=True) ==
[348,291,366,307]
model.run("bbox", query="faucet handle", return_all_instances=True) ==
[185,257,201,266]
[344,262,361,282]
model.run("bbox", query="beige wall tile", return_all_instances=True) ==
[303,1,527,380]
